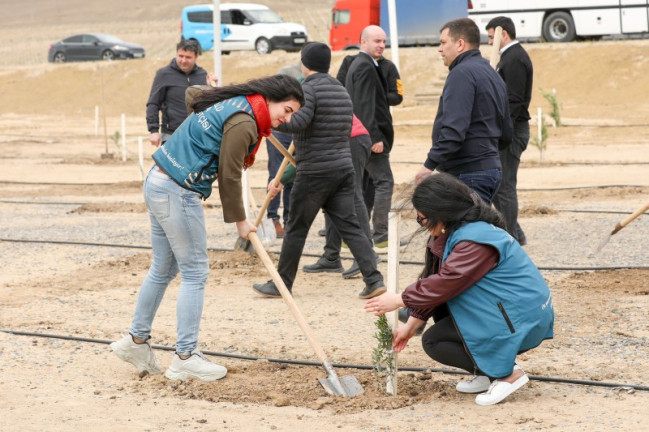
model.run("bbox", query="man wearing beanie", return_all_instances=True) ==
[253,41,386,300]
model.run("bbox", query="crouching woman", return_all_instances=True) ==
[365,172,553,405]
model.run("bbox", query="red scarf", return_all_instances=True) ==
[244,94,272,169]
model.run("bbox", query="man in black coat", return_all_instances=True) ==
[486,16,533,245]
[337,50,402,258]
[146,40,213,147]
[344,25,395,249]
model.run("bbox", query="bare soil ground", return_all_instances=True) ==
[1,3,649,431]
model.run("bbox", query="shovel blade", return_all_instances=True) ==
[258,217,277,246]
[319,375,364,397]
[233,236,255,254]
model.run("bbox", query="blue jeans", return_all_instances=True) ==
[129,166,209,355]
[266,131,293,224]
[457,168,502,205]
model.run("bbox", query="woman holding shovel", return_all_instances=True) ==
[111,75,304,382]
[365,172,554,405]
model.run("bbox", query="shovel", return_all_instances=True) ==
[234,143,295,253]
[594,201,649,253]
[248,231,364,397]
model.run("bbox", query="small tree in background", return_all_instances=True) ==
[540,88,562,127]
[530,110,549,163]
[110,131,121,152]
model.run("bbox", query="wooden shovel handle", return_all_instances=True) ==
[248,232,330,363]
[253,143,295,227]
[611,201,649,235]
[489,26,503,69]
[268,134,296,166]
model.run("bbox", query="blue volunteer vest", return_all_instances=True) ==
[443,221,554,378]
[152,95,257,198]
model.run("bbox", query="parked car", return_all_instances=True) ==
[47,33,145,63]
[181,3,308,54]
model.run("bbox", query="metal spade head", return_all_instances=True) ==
[319,374,364,397]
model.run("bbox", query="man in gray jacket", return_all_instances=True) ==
[252,42,385,300]
[146,39,213,147]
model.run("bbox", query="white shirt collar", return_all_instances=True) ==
[360,50,379,67]
[499,40,520,55]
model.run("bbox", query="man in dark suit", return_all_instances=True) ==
[486,16,534,245]
[344,25,395,250]
[337,49,402,254]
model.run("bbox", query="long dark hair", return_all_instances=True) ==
[413,172,506,233]
[191,74,304,113]
[411,172,505,279]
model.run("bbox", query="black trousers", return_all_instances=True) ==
[277,171,383,290]
[323,135,374,259]
[422,316,478,375]
[493,121,529,243]
[363,151,394,243]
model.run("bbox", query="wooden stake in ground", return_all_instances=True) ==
[386,211,400,396]
[99,66,112,159]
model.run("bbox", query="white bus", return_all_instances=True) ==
[468,0,649,42]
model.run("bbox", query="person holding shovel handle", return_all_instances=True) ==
[252,41,386,300]
[365,172,553,405]
[111,75,304,382]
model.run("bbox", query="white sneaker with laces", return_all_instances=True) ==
[165,349,227,382]
[475,370,529,406]
[456,375,491,393]
[110,333,162,375]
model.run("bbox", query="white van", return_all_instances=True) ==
[181,3,308,54]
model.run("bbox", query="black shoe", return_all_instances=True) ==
[303,256,343,273]
[398,307,425,335]
[517,234,527,246]
[342,260,360,279]
[358,281,387,299]
[318,228,326,237]
[398,307,410,324]
[252,280,286,298]
[342,255,381,279]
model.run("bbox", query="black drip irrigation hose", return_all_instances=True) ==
[1,180,647,190]
[395,161,649,166]
[2,237,649,271]
[2,199,646,218]
[519,184,647,192]
[2,329,648,392]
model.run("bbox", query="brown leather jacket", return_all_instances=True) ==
[402,234,499,321]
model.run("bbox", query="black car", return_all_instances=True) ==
[48,33,145,63]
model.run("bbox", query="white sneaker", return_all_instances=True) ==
[456,375,491,393]
[164,349,227,382]
[475,372,529,406]
[110,333,162,375]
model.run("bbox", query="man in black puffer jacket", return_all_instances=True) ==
[253,42,386,300]
[145,39,210,147]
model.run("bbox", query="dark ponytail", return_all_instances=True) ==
[191,74,305,113]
